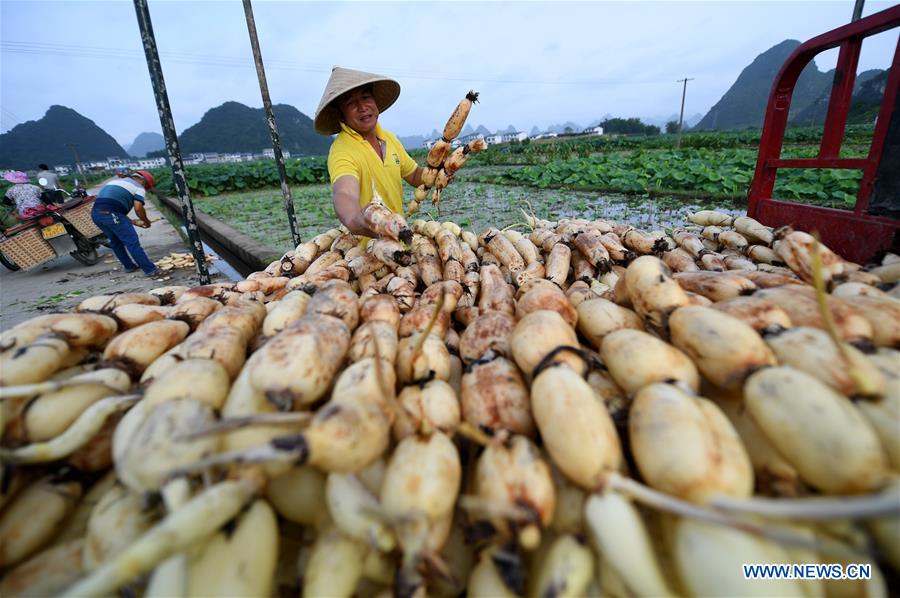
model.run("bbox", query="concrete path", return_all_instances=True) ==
[0,194,228,330]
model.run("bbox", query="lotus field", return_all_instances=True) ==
[145,126,872,251]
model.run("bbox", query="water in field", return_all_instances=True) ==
[194,182,746,253]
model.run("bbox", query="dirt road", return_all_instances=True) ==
[0,195,228,330]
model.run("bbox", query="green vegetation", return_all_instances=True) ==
[442,125,870,168]
[63,171,112,188]
[191,185,334,250]
[33,289,86,307]
[1,204,16,229]
[182,125,875,252]
[150,157,329,197]
[599,117,660,136]
[469,147,862,209]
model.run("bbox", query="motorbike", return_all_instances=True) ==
[0,180,108,272]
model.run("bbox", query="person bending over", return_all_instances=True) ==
[90,170,160,276]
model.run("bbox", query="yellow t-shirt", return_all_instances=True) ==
[327,122,418,215]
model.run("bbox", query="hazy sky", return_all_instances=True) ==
[1,1,897,147]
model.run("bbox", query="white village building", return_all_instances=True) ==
[137,157,166,169]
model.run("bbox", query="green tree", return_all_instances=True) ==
[666,120,680,135]
[600,117,660,136]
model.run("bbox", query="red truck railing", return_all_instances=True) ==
[747,5,900,264]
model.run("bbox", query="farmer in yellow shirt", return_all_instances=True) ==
[314,66,424,237]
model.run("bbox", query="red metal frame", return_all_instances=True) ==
[747,5,900,264]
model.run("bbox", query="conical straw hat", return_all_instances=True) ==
[314,66,401,135]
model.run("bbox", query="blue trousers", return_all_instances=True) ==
[91,209,156,274]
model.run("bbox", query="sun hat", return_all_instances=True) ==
[2,171,29,184]
[314,66,401,135]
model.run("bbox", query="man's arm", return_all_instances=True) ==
[332,176,377,237]
[403,166,424,188]
[132,201,152,228]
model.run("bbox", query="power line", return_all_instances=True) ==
[1,39,679,87]
[1,39,330,66]
[0,108,26,132]
[1,108,23,123]
[1,106,26,122]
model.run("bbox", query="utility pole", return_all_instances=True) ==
[676,77,694,149]
[242,0,301,246]
[66,143,83,175]
[133,0,210,284]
